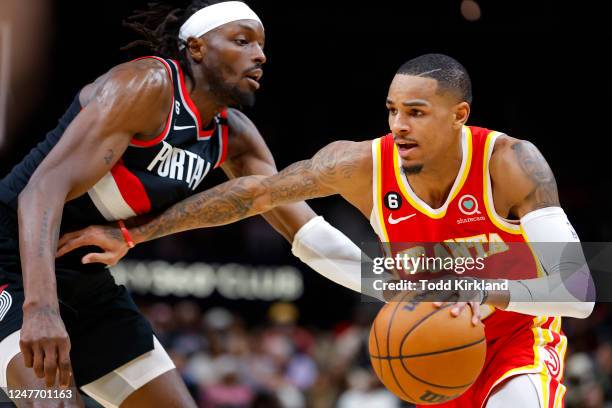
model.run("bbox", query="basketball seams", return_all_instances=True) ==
[386,290,419,402]
[399,303,454,344]
[397,360,477,390]
[370,336,486,359]
[372,315,384,382]
[397,303,483,390]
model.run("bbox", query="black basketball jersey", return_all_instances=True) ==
[0,57,229,230]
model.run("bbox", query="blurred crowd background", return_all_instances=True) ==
[1,0,610,406]
[130,300,612,408]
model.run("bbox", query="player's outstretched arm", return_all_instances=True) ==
[131,139,358,240]
[219,108,318,241]
[485,136,595,318]
[56,139,371,257]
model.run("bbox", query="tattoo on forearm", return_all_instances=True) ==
[104,225,123,242]
[263,141,358,205]
[131,141,360,242]
[512,141,559,209]
[133,176,258,241]
[104,149,114,165]
[38,209,50,257]
[38,209,61,257]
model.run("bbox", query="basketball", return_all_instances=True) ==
[369,295,487,405]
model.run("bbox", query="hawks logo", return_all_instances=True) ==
[0,284,12,322]
[542,345,561,378]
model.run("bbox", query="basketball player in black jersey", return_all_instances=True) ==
[0,1,355,406]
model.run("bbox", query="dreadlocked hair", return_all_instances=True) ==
[122,0,238,88]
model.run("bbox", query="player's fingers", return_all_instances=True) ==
[19,340,34,368]
[32,344,45,378]
[469,302,482,326]
[451,302,467,316]
[56,235,93,257]
[57,230,79,248]
[57,343,72,388]
[43,344,59,387]
[83,252,117,266]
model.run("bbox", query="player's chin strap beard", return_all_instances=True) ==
[178,1,263,50]
[402,164,424,175]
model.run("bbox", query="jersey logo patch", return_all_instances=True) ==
[384,191,402,210]
[543,345,561,378]
[0,285,12,322]
[387,213,416,225]
[173,125,196,131]
[458,194,481,215]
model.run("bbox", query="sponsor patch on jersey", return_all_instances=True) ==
[458,194,481,216]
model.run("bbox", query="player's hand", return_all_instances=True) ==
[433,299,482,326]
[20,305,72,388]
[425,275,484,326]
[56,224,128,266]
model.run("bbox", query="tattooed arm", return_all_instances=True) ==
[115,139,372,245]
[17,58,172,386]
[489,135,559,219]
[221,108,316,241]
[482,136,594,318]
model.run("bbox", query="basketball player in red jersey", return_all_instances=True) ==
[59,54,594,407]
[0,1,370,407]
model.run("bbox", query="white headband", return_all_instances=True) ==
[178,2,263,50]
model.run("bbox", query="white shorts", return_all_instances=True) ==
[0,330,175,408]
[486,374,547,408]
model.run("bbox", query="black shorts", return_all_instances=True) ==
[0,203,154,386]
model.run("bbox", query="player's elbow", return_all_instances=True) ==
[18,181,55,206]
[569,301,595,319]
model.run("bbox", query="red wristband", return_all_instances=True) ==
[117,220,135,248]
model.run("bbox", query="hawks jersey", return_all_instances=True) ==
[0,57,228,230]
[370,126,567,407]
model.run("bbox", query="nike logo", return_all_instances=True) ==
[173,125,196,131]
[387,213,416,225]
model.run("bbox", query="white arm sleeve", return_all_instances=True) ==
[291,216,391,302]
[505,207,595,318]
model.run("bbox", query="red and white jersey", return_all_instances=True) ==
[370,125,542,282]
[370,126,567,407]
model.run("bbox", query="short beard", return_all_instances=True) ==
[402,164,423,175]
[226,85,256,108]
[203,65,256,108]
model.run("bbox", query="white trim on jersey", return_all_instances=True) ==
[484,132,522,231]
[369,139,384,240]
[395,127,469,216]
[0,290,12,322]
[213,120,225,168]
[87,172,137,221]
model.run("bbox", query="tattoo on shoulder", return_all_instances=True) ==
[511,141,559,209]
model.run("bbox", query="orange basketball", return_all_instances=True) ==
[369,296,486,405]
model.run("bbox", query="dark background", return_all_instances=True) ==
[1,0,609,326]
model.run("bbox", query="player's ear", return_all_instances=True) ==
[186,37,206,63]
[452,102,470,130]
